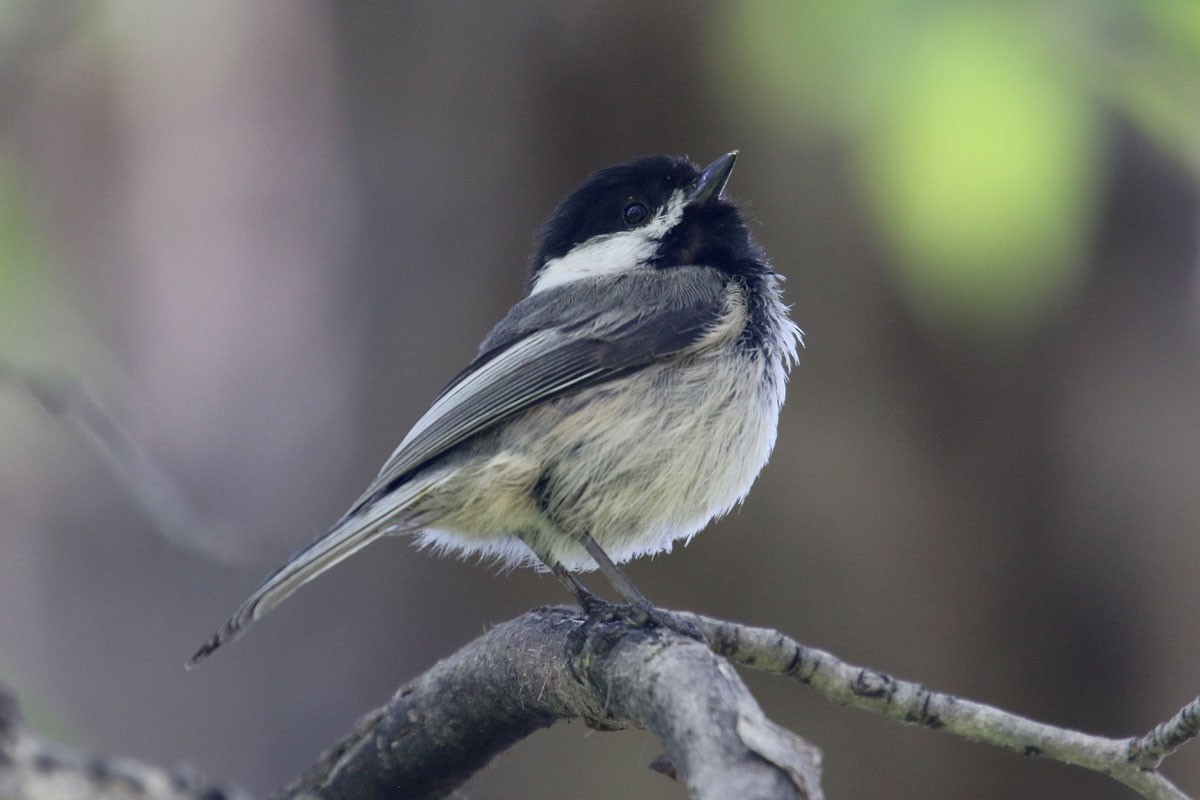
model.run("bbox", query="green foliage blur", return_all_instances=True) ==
[0,154,46,340]
[716,0,1200,336]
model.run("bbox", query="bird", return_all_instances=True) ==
[188,151,801,667]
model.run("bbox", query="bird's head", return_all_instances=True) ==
[528,152,761,294]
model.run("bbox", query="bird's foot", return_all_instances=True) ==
[579,595,705,644]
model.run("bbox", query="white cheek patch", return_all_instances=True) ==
[531,190,688,295]
[532,231,654,294]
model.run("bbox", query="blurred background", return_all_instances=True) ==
[1,2,1198,798]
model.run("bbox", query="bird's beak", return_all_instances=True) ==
[686,151,738,206]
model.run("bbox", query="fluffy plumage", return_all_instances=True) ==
[189,152,800,666]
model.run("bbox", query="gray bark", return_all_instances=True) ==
[278,605,821,800]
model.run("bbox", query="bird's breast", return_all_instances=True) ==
[524,337,784,565]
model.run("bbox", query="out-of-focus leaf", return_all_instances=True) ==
[855,11,1101,334]
[710,3,1156,337]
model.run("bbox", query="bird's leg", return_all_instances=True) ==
[544,556,606,614]
[576,531,705,643]
[577,531,651,608]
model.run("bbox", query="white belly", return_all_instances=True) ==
[413,344,787,572]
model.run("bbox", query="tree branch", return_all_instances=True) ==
[3,606,1197,799]
[278,605,822,800]
[686,613,1195,800]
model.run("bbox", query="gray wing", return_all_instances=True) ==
[348,266,730,512]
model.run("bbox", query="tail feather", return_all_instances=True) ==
[187,497,425,668]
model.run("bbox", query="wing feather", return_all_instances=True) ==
[351,267,729,510]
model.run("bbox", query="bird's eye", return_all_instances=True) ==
[621,201,649,227]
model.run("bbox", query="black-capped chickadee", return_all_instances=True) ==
[189,152,801,666]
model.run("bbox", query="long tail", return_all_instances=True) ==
[187,490,427,668]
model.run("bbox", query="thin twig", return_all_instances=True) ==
[686,613,1193,800]
[1,364,245,564]
[1132,696,1200,769]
